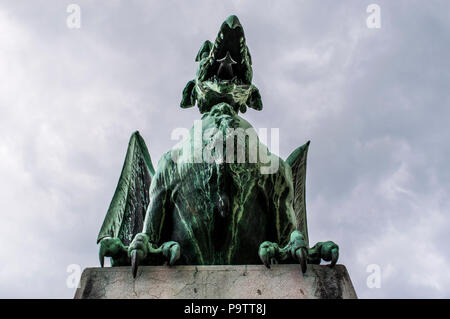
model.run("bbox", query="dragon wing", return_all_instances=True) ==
[286,141,310,247]
[97,131,155,246]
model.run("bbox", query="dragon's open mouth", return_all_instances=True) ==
[200,15,252,84]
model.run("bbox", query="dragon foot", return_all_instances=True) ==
[258,230,308,273]
[98,237,129,267]
[128,233,181,278]
[307,241,339,267]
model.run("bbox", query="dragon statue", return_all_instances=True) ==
[97,15,339,278]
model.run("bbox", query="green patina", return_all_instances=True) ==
[97,15,338,276]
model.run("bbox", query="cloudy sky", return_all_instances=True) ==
[1,0,449,298]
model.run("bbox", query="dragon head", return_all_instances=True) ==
[181,15,262,114]
[197,15,253,84]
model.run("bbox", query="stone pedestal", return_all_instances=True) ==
[74,264,357,299]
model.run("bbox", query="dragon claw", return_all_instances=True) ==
[258,248,270,268]
[127,235,181,272]
[258,241,278,269]
[161,241,181,266]
[259,231,309,271]
[309,241,339,267]
[98,237,128,267]
[330,247,339,268]
[288,230,308,273]
[131,250,139,278]
[99,252,104,268]
[99,243,105,268]
[260,254,270,268]
[295,248,307,273]
[320,241,339,267]
[169,244,180,265]
[128,233,150,277]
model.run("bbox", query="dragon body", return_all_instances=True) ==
[97,15,338,277]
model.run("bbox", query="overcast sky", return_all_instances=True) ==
[0,0,449,298]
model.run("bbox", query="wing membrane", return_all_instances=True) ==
[97,131,155,246]
[286,141,310,247]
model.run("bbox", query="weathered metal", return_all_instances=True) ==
[97,15,339,278]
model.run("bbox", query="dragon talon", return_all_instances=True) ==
[131,250,139,278]
[330,248,338,268]
[98,237,129,267]
[259,254,267,268]
[295,248,307,273]
[259,242,279,269]
[99,245,105,268]
[259,250,270,268]
[169,244,180,266]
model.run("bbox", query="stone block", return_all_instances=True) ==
[74,264,357,299]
